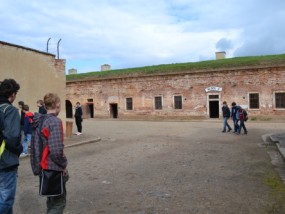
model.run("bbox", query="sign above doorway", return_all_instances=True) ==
[205,86,222,93]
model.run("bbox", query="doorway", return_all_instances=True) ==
[87,103,94,118]
[209,101,219,118]
[110,103,118,118]
[208,94,220,118]
[65,100,73,118]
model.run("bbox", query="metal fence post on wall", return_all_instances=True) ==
[57,38,61,59]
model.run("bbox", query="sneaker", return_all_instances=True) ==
[222,130,226,133]
[76,132,82,136]
[20,153,28,157]
[228,128,232,132]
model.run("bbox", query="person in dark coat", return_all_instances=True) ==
[222,101,232,132]
[74,102,83,135]
[0,79,23,214]
[37,99,47,114]
[231,102,239,133]
[18,100,25,132]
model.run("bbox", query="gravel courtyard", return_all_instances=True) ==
[14,119,285,214]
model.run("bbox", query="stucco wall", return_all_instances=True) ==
[66,65,285,120]
[0,42,66,125]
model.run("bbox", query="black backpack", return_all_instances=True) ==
[0,104,10,158]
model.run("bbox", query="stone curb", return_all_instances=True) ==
[20,137,101,159]
[269,134,285,161]
[64,137,101,148]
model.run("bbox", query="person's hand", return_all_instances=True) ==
[63,168,68,176]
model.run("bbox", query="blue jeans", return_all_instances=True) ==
[233,119,239,132]
[0,170,17,214]
[238,120,248,134]
[223,117,231,131]
[22,134,31,154]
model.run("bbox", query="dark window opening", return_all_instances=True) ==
[155,96,162,110]
[174,96,182,109]
[209,95,219,99]
[249,93,259,109]
[275,93,285,108]
[87,98,93,102]
[126,98,133,110]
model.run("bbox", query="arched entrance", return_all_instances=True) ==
[66,100,73,118]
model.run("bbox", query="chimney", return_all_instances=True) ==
[215,51,226,60]
[68,68,77,74]
[101,64,111,71]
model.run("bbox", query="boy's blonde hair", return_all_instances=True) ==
[44,93,60,110]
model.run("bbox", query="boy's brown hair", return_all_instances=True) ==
[22,104,29,111]
[44,93,60,110]
[37,100,44,106]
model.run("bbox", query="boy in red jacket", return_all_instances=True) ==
[31,93,68,213]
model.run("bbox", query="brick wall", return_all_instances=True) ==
[66,65,285,119]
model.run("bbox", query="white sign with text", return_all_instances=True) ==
[205,86,222,93]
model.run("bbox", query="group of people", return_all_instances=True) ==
[222,101,248,135]
[0,78,68,214]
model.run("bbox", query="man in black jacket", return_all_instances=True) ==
[75,102,83,135]
[222,101,232,133]
[0,79,23,214]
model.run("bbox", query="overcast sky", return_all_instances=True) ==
[1,0,284,73]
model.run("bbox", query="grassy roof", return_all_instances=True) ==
[66,54,285,81]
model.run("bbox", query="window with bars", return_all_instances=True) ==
[275,93,285,108]
[126,98,133,110]
[174,95,182,109]
[249,93,259,109]
[154,96,162,110]
[209,95,219,99]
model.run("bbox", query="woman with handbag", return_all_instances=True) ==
[30,93,68,214]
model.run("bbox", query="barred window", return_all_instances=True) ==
[174,96,182,109]
[126,98,133,110]
[209,95,219,99]
[154,96,162,110]
[249,93,259,109]
[275,93,285,108]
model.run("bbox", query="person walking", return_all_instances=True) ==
[0,79,23,214]
[221,101,232,132]
[231,102,239,133]
[74,102,83,135]
[20,105,33,157]
[30,93,68,214]
[236,107,248,135]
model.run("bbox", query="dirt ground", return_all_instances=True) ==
[14,119,285,214]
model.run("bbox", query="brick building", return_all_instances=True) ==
[66,56,285,120]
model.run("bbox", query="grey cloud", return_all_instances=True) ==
[216,38,233,52]
[234,11,285,57]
